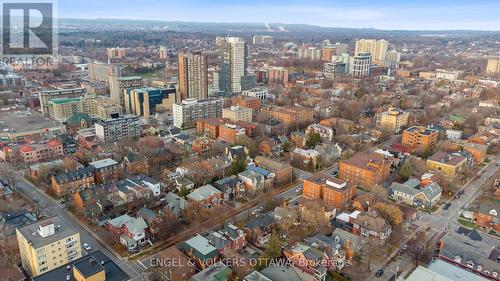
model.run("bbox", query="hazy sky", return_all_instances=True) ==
[58,0,500,30]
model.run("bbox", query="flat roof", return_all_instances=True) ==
[0,110,61,133]
[89,158,118,169]
[33,250,130,281]
[17,216,78,249]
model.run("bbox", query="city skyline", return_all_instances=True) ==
[57,0,500,31]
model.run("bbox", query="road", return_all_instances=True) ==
[13,172,146,281]
[372,156,500,281]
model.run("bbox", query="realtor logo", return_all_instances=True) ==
[1,1,57,68]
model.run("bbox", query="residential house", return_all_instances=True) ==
[163,192,188,218]
[213,176,245,200]
[283,243,328,281]
[238,169,265,192]
[244,211,275,246]
[51,167,95,197]
[189,261,233,281]
[115,178,153,203]
[192,137,214,155]
[118,175,161,197]
[438,229,499,280]
[254,156,293,186]
[245,265,315,281]
[291,148,320,168]
[124,152,148,175]
[352,211,392,243]
[178,234,219,270]
[137,207,162,241]
[426,151,467,178]
[18,139,63,163]
[106,214,148,251]
[470,195,499,232]
[89,158,121,183]
[175,177,195,192]
[389,178,442,209]
[153,246,196,281]
[306,123,335,142]
[205,222,247,254]
[246,165,275,189]
[186,184,224,208]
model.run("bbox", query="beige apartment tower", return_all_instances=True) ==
[178,52,208,101]
[16,216,82,277]
[355,39,389,64]
[486,58,500,76]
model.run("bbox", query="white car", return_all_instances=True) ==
[296,188,301,193]
[82,243,91,251]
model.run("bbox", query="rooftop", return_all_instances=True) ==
[0,110,61,134]
[427,151,467,166]
[89,158,119,169]
[48,97,82,104]
[33,250,130,281]
[405,126,439,135]
[17,216,78,249]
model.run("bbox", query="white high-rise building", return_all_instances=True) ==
[384,50,401,70]
[351,52,372,78]
[355,39,388,64]
[173,98,223,129]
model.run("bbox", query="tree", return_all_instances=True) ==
[372,185,388,199]
[300,200,331,233]
[275,206,298,235]
[178,185,190,197]
[62,157,80,171]
[228,157,246,176]
[283,141,292,153]
[156,209,180,241]
[305,132,321,147]
[374,202,403,226]
[265,229,283,259]
[399,160,413,180]
[235,135,257,157]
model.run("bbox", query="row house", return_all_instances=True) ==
[51,167,95,197]
[89,158,121,183]
[205,222,247,254]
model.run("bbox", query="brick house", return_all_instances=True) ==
[186,184,224,208]
[254,156,293,186]
[470,195,499,232]
[352,211,392,243]
[51,167,95,197]
[106,214,148,251]
[89,158,121,183]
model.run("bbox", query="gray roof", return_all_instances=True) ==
[16,216,78,249]
[53,167,94,184]
[260,265,313,281]
[89,158,119,169]
[439,230,500,276]
[186,184,222,201]
[390,179,442,201]
[33,250,130,281]
[107,214,147,235]
[164,192,188,215]
[244,271,273,281]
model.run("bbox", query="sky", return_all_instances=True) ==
[57,0,500,31]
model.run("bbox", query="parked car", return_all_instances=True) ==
[82,243,91,251]
[443,203,451,210]
[375,269,384,277]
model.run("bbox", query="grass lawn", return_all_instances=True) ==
[457,218,476,229]
[326,271,349,281]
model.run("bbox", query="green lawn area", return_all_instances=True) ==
[129,72,157,79]
[457,218,476,229]
[326,271,349,281]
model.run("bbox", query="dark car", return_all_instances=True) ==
[376,269,384,277]
[458,190,464,195]
[443,202,451,210]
